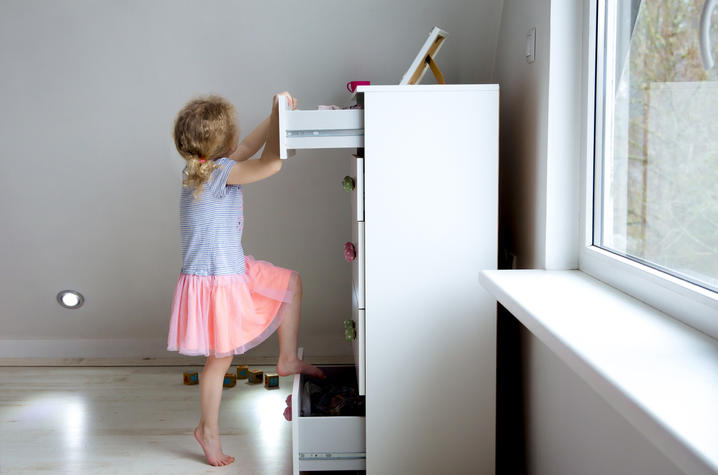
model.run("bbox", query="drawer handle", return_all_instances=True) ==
[344,242,356,262]
[344,319,356,341]
[342,176,355,192]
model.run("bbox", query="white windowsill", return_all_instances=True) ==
[480,270,718,475]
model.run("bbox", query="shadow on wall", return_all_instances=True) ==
[498,82,540,270]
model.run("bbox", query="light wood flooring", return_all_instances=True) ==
[0,365,357,474]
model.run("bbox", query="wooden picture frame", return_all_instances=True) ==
[399,26,448,85]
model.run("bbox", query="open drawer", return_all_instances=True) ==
[278,95,364,159]
[291,349,366,473]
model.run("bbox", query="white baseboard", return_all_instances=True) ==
[0,338,171,359]
[0,336,353,366]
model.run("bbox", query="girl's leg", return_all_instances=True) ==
[277,273,325,378]
[194,354,235,466]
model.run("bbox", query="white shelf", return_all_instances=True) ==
[480,269,718,475]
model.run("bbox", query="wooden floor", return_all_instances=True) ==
[0,365,356,474]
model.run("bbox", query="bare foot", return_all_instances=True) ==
[277,357,326,379]
[194,425,235,466]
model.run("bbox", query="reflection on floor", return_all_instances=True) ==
[0,366,362,474]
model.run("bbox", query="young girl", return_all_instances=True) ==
[167,92,324,467]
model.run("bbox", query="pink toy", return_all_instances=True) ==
[344,242,356,262]
[284,394,292,421]
[346,80,370,93]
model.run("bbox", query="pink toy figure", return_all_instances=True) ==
[167,92,325,467]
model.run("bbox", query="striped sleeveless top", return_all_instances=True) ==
[180,157,245,276]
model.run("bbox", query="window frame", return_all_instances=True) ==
[579,0,718,340]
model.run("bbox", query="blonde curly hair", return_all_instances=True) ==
[173,95,239,198]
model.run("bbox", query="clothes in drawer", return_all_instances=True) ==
[350,220,365,309]
[291,359,366,473]
[278,96,364,159]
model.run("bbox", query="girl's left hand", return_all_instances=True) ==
[274,91,297,110]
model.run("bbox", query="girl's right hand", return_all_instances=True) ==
[274,91,297,110]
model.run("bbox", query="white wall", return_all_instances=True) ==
[493,0,550,269]
[0,0,503,359]
[494,0,681,473]
[493,0,578,270]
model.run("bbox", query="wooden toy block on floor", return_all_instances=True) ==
[183,371,199,385]
[236,365,249,380]
[264,373,279,389]
[223,372,237,387]
[248,369,263,384]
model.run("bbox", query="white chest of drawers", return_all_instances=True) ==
[283,85,498,474]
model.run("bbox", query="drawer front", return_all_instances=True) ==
[350,156,364,222]
[352,290,366,396]
[351,220,365,309]
[297,417,365,460]
[286,109,363,130]
[285,134,363,153]
[291,358,366,474]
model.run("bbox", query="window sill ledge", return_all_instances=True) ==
[480,270,718,475]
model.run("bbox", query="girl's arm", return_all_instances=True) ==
[226,93,291,185]
[229,116,271,162]
[229,95,296,162]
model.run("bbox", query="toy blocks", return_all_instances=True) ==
[236,365,249,380]
[264,373,279,389]
[223,372,237,387]
[248,369,264,384]
[183,371,199,385]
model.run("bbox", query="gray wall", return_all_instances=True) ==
[494,0,681,473]
[0,0,503,359]
[519,326,682,474]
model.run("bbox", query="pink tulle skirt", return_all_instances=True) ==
[167,255,297,358]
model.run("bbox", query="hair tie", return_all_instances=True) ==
[199,158,206,163]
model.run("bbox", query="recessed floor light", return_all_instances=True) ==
[57,290,84,309]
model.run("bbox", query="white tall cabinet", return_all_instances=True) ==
[283,85,498,474]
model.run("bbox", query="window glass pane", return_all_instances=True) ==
[598,0,718,291]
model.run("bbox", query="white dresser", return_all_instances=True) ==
[281,85,498,474]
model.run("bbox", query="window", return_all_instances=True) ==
[584,0,718,337]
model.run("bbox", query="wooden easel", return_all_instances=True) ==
[400,27,449,85]
[425,55,446,84]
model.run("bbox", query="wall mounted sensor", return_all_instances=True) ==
[526,27,536,63]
